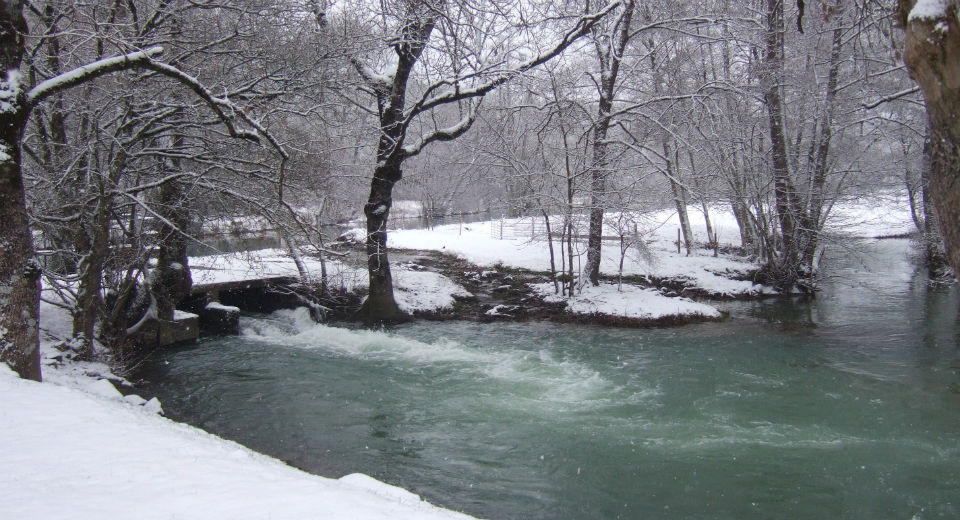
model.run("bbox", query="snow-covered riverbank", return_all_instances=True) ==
[4,195,916,518]
[188,196,917,324]
[0,365,475,519]
[0,295,477,519]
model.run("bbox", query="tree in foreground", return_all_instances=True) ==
[899,0,960,278]
[0,2,284,380]
[0,0,171,379]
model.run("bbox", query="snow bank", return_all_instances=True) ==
[394,267,472,313]
[386,196,914,298]
[189,248,338,286]
[387,210,766,298]
[26,269,475,519]
[190,250,472,314]
[0,365,475,519]
[530,283,721,321]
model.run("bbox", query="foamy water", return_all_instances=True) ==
[139,240,960,520]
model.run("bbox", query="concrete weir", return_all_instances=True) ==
[163,276,301,346]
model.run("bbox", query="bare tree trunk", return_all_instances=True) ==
[731,199,755,251]
[900,0,960,277]
[918,132,947,270]
[801,0,843,269]
[0,4,40,380]
[763,0,803,288]
[150,177,192,322]
[905,144,924,233]
[354,2,437,323]
[663,139,694,255]
[542,210,559,293]
[72,104,132,357]
[567,219,576,296]
[356,161,406,323]
[72,195,111,358]
[34,5,76,275]
[584,0,634,286]
[0,119,40,381]
[689,151,716,250]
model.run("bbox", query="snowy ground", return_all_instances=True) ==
[386,207,766,302]
[530,282,721,321]
[0,366,474,519]
[387,197,914,294]
[5,299,476,519]
[190,249,472,314]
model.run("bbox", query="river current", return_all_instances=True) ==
[137,239,960,519]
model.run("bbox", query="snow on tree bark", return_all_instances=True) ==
[0,0,40,380]
[899,0,960,278]
[584,0,634,287]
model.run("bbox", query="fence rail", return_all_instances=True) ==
[490,215,636,242]
[489,216,584,241]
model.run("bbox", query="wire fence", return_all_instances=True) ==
[490,215,643,244]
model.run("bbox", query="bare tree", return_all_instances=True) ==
[1,1,288,380]
[347,0,620,322]
[0,5,163,379]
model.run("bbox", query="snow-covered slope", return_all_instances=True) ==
[0,366,475,520]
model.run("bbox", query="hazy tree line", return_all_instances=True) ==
[0,0,952,381]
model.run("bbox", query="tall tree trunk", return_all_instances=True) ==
[801,0,843,269]
[900,0,960,277]
[584,0,634,286]
[0,2,41,381]
[150,177,192,322]
[353,2,439,323]
[919,132,946,269]
[731,199,749,248]
[72,106,131,357]
[36,4,76,275]
[72,195,111,358]
[542,210,559,293]
[356,160,406,323]
[763,0,802,288]
[688,151,716,249]
[663,139,694,255]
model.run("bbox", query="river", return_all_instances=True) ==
[136,238,959,519]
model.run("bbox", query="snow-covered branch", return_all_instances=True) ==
[138,60,259,142]
[26,47,164,107]
[139,60,288,162]
[25,47,287,164]
[401,102,481,158]
[862,86,920,109]
[351,58,394,91]
[403,1,622,120]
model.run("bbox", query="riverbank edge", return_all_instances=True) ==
[307,248,779,329]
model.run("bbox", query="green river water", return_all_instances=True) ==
[138,239,960,519]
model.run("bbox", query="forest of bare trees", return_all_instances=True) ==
[1,0,954,380]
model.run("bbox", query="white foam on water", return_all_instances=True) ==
[631,420,870,452]
[239,308,658,414]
